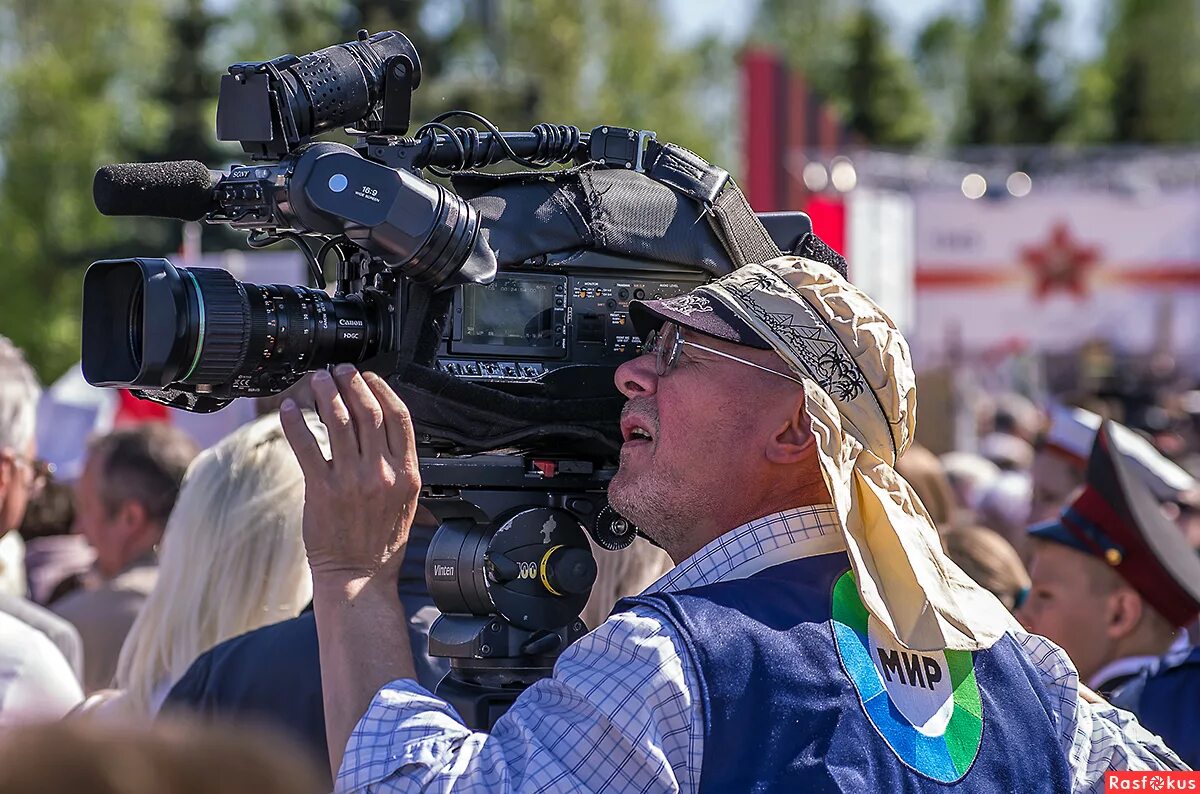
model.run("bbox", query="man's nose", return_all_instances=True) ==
[615,353,658,398]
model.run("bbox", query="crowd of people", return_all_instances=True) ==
[0,251,1199,790]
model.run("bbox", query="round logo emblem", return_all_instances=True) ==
[831,572,983,782]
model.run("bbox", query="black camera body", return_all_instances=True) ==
[84,29,830,729]
[84,27,815,455]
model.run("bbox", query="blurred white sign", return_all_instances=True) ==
[910,188,1200,371]
[847,188,915,333]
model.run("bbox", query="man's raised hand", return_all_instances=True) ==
[280,365,421,589]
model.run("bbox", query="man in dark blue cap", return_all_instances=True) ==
[1019,421,1200,696]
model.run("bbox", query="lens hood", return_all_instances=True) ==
[82,258,199,387]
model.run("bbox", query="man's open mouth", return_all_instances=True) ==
[621,419,654,444]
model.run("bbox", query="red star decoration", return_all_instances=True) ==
[1019,222,1101,299]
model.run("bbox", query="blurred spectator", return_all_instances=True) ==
[0,533,24,600]
[978,432,1035,472]
[163,508,447,788]
[86,413,324,720]
[976,470,1033,559]
[583,536,674,630]
[161,611,330,781]
[18,478,94,606]
[1020,422,1200,696]
[1030,405,1093,523]
[0,336,43,563]
[942,525,1030,612]
[940,451,1001,515]
[0,335,83,713]
[0,719,324,794]
[992,392,1043,444]
[1111,645,1200,770]
[0,585,83,684]
[0,611,82,723]
[895,443,958,530]
[1031,405,1197,524]
[54,423,198,692]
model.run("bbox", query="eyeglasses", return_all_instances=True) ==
[640,322,805,386]
[1,451,54,495]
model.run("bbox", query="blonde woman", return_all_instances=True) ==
[941,524,1032,613]
[81,412,326,720]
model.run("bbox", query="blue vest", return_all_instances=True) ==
[1111,646,1200,769]
[621,552,1072,792]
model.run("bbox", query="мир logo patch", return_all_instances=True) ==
[831,571,983,782]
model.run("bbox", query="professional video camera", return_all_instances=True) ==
[82,29,840,727]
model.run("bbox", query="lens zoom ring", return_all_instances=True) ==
[407,189,479,287]
[185,269,251,384]
[248,288,272,361]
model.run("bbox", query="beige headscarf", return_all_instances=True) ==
[701,256,1019,652]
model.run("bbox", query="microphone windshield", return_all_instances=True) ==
[93,161,217,222]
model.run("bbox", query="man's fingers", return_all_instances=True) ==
[280,372,319,412]
[279,399,328,479]
[334,364,385,458]
[310,369,359,461]
[363,372,418,464]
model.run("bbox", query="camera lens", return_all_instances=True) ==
[127,282,145,369]
[82,257,390,392]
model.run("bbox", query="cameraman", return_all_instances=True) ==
[283,257,1186,792]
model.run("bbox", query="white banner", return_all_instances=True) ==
[848,188,915,334]
[911,188,1200,372]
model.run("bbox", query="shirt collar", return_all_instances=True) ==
[122,550,159,575]
[1087,655,1161,691]
[644,504,845,595]
[1087,632,1193,689]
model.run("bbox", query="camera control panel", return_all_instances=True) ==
[435,256,709,382]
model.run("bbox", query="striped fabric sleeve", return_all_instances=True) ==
[335,606,702,794]
[1013,630,1190,792]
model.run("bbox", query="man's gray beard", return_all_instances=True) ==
[609,469,701,561]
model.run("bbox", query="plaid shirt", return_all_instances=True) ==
[336,506,1186,793]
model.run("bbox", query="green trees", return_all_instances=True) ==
[3,0,1200,380]
[752,0,932,147]
[912,0,1200,145]
[841,5,931,147]
[1087,0,1200,143]
[0,0,170,380]
[917,0,1071,145]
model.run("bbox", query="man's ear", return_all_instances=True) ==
[764,390,817,466]
[115,499,150,533]
[1105,586,1145,641]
